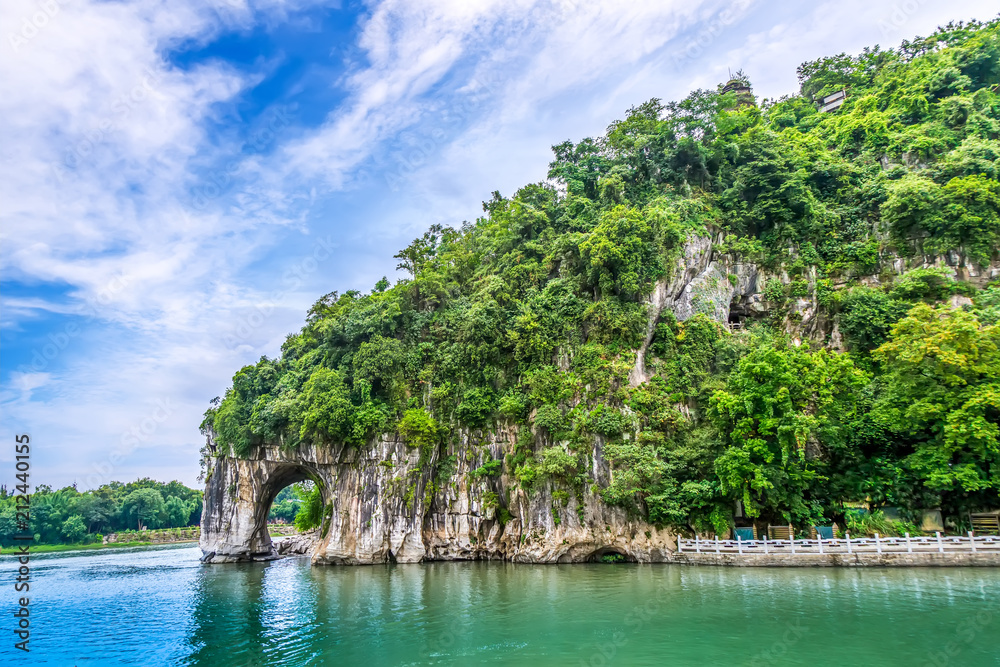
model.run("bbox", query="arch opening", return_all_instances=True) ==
[253,464,329,559]
[586,547,636,564]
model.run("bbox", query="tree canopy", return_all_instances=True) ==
[0,478,202,546]
[204,18,1000,533]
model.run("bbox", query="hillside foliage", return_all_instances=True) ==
[204,19,1000,533]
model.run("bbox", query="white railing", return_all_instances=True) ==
[677,532,1000,556]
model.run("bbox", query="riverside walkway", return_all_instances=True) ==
[672,532,1000,567]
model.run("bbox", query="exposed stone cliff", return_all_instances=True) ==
[200,432,675,564]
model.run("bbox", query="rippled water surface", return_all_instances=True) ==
[2,544,999,665]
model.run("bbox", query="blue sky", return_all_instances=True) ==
[2,0,997,490]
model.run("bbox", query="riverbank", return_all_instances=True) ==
[2,540,157,555]
[670,533,1000,567]
[105,527,201,545]
[3,526,304,558]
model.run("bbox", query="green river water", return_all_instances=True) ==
[1,543,997,666]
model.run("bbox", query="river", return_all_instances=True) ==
[1,543,998,665]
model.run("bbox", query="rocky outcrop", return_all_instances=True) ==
[627,232,1000,386]
[630,233,758,386]
[200,231,1000,567]
[200,430,676,565]
[274,530,320,556]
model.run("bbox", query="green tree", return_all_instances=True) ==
[268,485,301,523]
[298,367,355,444]
[0,506,19,545]
[353,334,408,398]
[121,489,165,530]
[874,304,1000,509]
[710,343,869,524]
[60,515,88,543]
[882,174,944,250]
[938,174,1000,265]
[397,408,441,464]
[75,494,117,533]
[883,174,1000,264]
[164,496,192,528]
[293,483,325,532]
[579,205,661,299]
[839,288,909,353]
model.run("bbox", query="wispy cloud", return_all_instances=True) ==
[0,0,329,486]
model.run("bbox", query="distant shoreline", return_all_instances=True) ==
[0,540,198,556]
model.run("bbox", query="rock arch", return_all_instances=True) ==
[199,437,677,565]
[199,454,327,563]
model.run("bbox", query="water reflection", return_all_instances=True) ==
[3,545,998,666]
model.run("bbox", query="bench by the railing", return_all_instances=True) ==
[971,512,1000,535]
[677,532,1000,555]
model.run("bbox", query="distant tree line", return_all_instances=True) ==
[0,478,202,546]
[267,484,300,523]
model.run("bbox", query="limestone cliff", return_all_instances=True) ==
[200,431,674,564]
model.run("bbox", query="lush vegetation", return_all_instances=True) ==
[203,19,1000,535]
[267,484,301,523]
[0,479,202,547]
[267,482,326,532]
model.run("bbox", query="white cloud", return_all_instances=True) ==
[0,0,333,488]
[8,372,51,395]
[1,0,245,306]
[352,0,1000,243]
[279,0,734,187]
[710,0,1000,100]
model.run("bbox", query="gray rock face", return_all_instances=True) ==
[275,530,320,556]
[629,234,757,386]
[200,433,676,565]
[623,232,1000,372]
